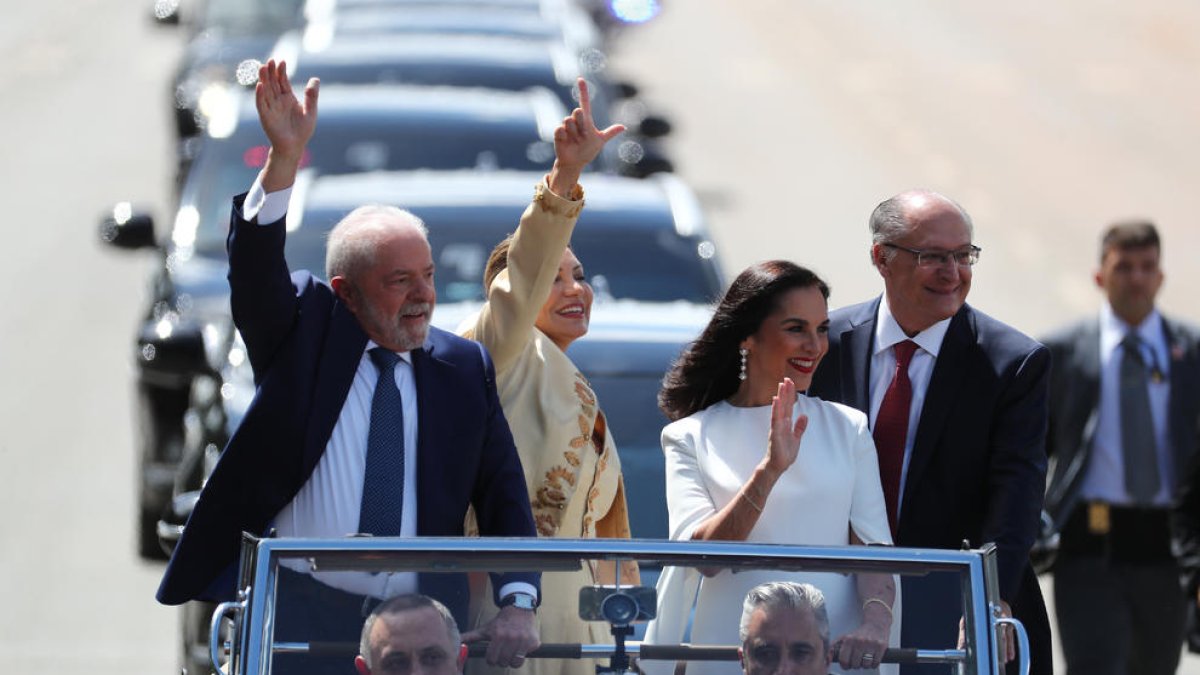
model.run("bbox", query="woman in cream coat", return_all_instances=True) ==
[460,79,637,675]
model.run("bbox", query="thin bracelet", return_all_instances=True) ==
[862,597,893,617]
[740,491,763,513]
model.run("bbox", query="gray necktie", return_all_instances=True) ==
[1120,332,1161,503]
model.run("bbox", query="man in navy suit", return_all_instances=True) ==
[808,190,1051,674]
[156,60,549,669]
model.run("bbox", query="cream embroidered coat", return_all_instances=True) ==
[461,182,636,675]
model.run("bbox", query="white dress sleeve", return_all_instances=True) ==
[661,416,718,541]
[641,415,709,675]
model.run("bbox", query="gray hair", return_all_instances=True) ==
[739,581,830,650]
[868,189,974,259]
[359,593,460,669]
[326,204,428,281]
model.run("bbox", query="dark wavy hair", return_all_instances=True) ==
[658,261,830,421]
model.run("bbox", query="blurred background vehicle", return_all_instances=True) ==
[275,31,674,178]
[153,0,306,138]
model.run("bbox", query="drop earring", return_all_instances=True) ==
[739,347,748,381]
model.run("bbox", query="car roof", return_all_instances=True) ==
[206,84,566,140]
[304,4,601,49]
[293,169,707,236]
[317,0,571,12]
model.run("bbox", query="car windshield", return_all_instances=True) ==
[182,122,555,256]
[216,539,1014,675]
[196,0,304,33]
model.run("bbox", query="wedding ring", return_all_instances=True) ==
[862,652,875,665]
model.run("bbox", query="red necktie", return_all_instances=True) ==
[873,340,918,537]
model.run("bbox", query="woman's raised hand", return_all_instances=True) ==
[764,378,807,476]
[547,78,624,196]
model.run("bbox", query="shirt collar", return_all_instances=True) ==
[1099,302,1163,357]
[873,294,953,358]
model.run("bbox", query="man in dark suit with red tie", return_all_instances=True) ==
[808,189,1052,674]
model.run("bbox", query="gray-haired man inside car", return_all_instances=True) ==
[357,594,468,675]
[740,582,834,675]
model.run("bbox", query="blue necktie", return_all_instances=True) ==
[358,348,405,536]
[1120,332,1161,503]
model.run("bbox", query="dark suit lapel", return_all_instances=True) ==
[411,338,449,536]
[1073,322,1102,445]
[841,299,880,412]
[903,306,973,509]
[302,302,368,477]
[1164,317,1199,481]
[1044,322,1100,519]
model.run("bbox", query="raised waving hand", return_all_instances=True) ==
[254,59,320,193]
[763,378,808,476]
[546,78,625,197]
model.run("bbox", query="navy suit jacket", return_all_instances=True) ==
[808,298,1051,669]
[157,194,537,618]
[1043,315,1200,529]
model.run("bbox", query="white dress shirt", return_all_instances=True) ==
[869,295,953,519]
[245,179,535,600]
[1079,304,1173,506]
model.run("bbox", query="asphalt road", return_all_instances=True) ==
[2,1,1199,673]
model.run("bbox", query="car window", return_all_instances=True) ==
[197,0,304,32]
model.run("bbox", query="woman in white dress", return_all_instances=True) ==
[644,261,899,675]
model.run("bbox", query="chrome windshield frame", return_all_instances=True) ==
[227,536,1011,675]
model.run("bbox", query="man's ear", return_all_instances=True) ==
[871,244,889,274]
[354,655,371,675]
[458,643,469,672]
[737,645,745,669]
[332,276,356,306]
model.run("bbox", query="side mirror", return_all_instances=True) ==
[157,490,200,556]
[152,0,181,25]
[99,203,157,250]
[622,146,674,178]
[138,321,214,382]
[636,115,672,139]
[611,81,639,99]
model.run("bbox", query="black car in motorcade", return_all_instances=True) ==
[101,84,572,559]
[274,31,673,177]
[153,168,722,675]
[154,0,306,138]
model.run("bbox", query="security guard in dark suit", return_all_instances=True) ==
[1043,220,1200,675]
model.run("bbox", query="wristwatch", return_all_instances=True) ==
[499,592,538,611]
